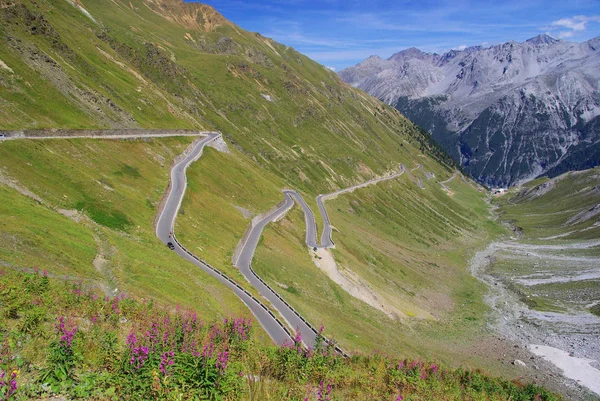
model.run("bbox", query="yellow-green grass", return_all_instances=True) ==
[1,0,455,198]
[496,168,600,240]
[251,171,503,368]
[167,138,504,364]
[175,146,286,283]
[1,0,505,366]
[0,138,252,323]
[0,185,97,278]
[0,0,200,130]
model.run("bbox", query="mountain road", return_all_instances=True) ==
[155,133,294,346]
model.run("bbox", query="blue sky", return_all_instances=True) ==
[195,0,600,70]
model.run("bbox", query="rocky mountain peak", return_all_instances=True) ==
[587,36,600,51]
[525,33,560,46]
[362,55,384,63]
[389,47,427,62]
[339,36,600,187]
[143,0,228,31]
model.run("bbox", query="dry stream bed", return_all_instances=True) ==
[470,236,600,400]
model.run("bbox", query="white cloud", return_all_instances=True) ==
[453,45,467,51]
[544,15,600,38]
[552,15,600,31]
[325,66,336,71]
[556,30,575,39]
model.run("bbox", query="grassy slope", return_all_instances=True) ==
[175,146,285,282]
[0,138,253,323]
[497,169,600,240]
[252,170,503,363]
[0,135,503,371]
[492,168,600,314]
[0,0,517,381]
[0,268,560,401]
[0,184,97,278]
[0,0,453,192]
[171,143,503,361]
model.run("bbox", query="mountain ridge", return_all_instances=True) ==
[339,35,600,187]
[141,0,230,31]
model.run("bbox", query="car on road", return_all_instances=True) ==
[167,242,175,250]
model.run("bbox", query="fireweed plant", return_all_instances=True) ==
[0,269,560,400]
[0,338,19,400]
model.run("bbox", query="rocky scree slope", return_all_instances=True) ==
[339,35,600,187]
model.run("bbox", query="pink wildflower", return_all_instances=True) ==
[216,351,228,372]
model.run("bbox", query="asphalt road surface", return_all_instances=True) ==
[283,190,320,248]
[155,133,294,346]
[233,193,319,348]
[285,165,409,249]
[4,130,446,354]
[157,135,444,351]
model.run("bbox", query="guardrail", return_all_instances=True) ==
[172,233,349,357]
[163,134,349,358]
[246,263,349,358]
[158,135,299,347]
[170,233,295,341]
[242,163,443,357]
[232,198,290,267]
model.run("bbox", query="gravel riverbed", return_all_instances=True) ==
[469,241,600,400]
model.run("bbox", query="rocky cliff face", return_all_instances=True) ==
[339,35,600,187]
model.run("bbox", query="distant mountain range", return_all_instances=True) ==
[339,34,600,187]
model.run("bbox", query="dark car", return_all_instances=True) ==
[167,242,175,250]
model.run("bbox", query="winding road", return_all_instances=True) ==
[284,162,433,249]
[4,129,457,354]
[6,130,594,397]
[231,161,438,350]
[232,192,321,348]
[155,134,435,352]
[155,133,295,346]
[439,171,483,192]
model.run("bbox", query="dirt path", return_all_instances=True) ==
[310,247,402,319]
[271,164,441,320]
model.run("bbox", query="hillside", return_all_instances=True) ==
[339,35,600,187]
[0,0,569,399]
[0,268,560,400]
[494,167,600,321]
[0,0,453,191]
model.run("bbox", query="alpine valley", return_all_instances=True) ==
[0,1,599,400]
